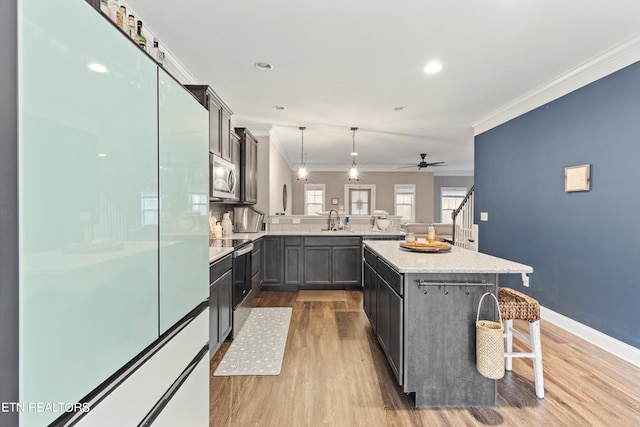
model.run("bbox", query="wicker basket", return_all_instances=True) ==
[476,292,505,379]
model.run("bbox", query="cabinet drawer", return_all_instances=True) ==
[209,254,232,284]
[304,236,361,247]
[364,247,378,270]
[378,258,403,296]
[284,236,302,246]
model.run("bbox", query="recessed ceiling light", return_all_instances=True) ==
[88,63,108,73]
[273,105,285,110]
[394,106,406,111]
[423,61,442,74]
[254,62,273,71]
[98,153,107,157]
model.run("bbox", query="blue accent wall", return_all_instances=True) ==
[475,61,640,348]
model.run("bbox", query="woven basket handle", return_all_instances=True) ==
[476,291,503,326]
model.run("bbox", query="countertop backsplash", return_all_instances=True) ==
[267,215,402,233]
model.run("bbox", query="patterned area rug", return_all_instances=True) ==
[213,307,292,376]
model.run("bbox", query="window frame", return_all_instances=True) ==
[440,187,467,224]
[394,184,415,223]
[344,184,376,216]
[304,183,326,215]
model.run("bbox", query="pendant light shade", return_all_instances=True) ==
[297,126,308,180]
[348,127,359,182]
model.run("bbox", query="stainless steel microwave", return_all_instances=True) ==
[211,155,236,199]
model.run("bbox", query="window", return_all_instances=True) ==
[141,192,159,225]
[345,184,375,215]
[441,187,467,224]
[395,184,415,222]
[190,193,208,216]
[304,184,325,215]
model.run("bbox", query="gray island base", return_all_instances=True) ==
[363,241,533,407]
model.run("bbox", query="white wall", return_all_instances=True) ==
[255,135,270,215]
[267,130,294,215]
[291,170,435,222]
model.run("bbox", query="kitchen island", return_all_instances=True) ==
[363,240,533,407]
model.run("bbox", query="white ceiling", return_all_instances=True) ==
[126,0,640,175]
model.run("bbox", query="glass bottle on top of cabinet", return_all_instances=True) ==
[127,14,136,39]
[107,0,119,22]
[118,5,127,32]
[136,20,147,50]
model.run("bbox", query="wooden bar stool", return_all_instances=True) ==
[498,287,544,398]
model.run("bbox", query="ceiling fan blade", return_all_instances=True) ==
[427,162,446,166]
[397,165,418,169]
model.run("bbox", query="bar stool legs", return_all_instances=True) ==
[499,287,544,399]
[530,320,544,398]
[503,318,544,398]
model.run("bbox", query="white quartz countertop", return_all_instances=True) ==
[364,240,533,274]
[208,246,234,263]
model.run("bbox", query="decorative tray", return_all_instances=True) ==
[400,241,452,252]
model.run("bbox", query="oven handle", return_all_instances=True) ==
[234,243,254,257]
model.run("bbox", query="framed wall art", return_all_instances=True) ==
[565,164,590,192]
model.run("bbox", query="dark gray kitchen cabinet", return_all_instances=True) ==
[363,250,377,331]
[333,246,361,285]
[218,271,233,343]
[209,254,233,356]
[220,108,231,161]
[235,128,258,204]
[261,235,362,290]
[303,236,361,288]
[251,238,262,293]
[261,237,282,287]
[185,85,232,161]
[377,275,390,354]
[366,251,403,385]
[284,237,303,286]
[304,247,331,286]
[209,279,219,353]
[230,131,241,202]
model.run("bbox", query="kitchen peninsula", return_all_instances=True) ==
[363,240,533,407]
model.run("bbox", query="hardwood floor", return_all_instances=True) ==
[210,291,640,426]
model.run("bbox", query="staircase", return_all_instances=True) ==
[452,186,475,250]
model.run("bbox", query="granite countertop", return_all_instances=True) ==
[208,246,234,263]
[208,230,404,263]
[363,240,533,274]
[264,230,404,237]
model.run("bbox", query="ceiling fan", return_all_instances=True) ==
[399,153,447,170]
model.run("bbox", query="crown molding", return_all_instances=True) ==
[473,33,640,135]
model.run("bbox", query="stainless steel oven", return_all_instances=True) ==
[232,241,253,309]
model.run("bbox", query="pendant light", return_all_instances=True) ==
[297,126,308,180]
[348,127,359,182]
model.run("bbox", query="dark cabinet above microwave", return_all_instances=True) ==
[235,128,258,205]
[185,85,232,161]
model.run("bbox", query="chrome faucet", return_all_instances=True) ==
[328,209,340,231]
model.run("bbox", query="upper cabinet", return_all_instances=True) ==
[185,85,232,161]
[231,131,242,202]
[235,128,259,204]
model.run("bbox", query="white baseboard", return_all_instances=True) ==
[541,306,640,368]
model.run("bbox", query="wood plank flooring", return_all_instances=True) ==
[210,291,640,426]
